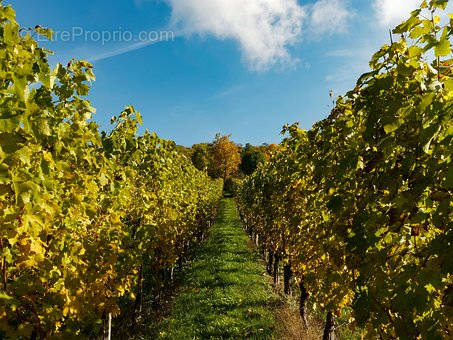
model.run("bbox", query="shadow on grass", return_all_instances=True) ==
[152,198,280,339]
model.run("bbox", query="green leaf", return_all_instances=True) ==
[0,114,20,133]
[3,22,19,45]
[383,232,393,244]
[434,37,451,57]
[431,0,449,10]
[357,71,377,85]
[16,146,32,164]
[444,78,453,92]
[136,112,143,125]
[418,93,435,112]
[0,163,9,184]
[0,292,12,301]
[384,122,399,134]
[38,120,51,136]
[0,5,16,23]
[14,181,39,206]
[13,75,27,102]
[0,133,24,153]
[409,25,430,39]
[76,83,90,96]
[393,14,421,34]
[421,124,440,153]
[35,27,53,40]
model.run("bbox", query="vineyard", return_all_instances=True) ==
[0,0,452,339]
[237,1,452,339]
[0,4,223,338]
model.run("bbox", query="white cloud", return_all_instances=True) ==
[166,0,306,70]
[310,0,354,35]
[374,0,453,27]
[373,0,421,27]
[165,0,355,70]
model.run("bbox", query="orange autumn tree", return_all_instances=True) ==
[209,134,241,180]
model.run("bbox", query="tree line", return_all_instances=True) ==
[176,134,280,186]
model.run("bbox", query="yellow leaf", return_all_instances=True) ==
[63,306,70,316]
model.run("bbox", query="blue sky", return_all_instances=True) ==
[7,0,436,146]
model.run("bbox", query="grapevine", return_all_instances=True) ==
[237,1,452,338]
[0,4,223,338]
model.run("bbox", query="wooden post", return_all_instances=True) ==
[283,264,292,295]
[108,313,112,340]
[323,311,336,340]
[299,279,309,329]
[273,255,280,286]
[267,251,274,275]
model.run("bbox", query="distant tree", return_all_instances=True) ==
[240,144,266,175]
[261,143,281,160]
[209,134,241,180]
[175,144,191,157]
[191,144,209,171]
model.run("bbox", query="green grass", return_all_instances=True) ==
[155,198,280,339]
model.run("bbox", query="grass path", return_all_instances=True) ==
[156,198,280,339]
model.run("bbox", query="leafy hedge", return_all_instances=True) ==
[237,1,452,338]
[0,4,223,338]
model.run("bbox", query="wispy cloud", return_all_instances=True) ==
[87,33,178,63]
[212,84,245,99]
[309,0,354,36]
[87,40,154,63]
